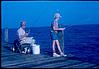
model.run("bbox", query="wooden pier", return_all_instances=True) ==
[1,44,99,68]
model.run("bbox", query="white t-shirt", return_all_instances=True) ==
[17,27,26,40]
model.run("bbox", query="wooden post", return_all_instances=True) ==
[5,28,8,43]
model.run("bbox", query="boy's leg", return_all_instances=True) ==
[52,40,56,53]
[55,40,62,53]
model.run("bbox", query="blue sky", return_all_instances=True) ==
[1,1,99,29]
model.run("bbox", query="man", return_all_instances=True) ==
[17,21,39,54]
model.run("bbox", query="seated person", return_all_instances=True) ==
[17,21,39,54]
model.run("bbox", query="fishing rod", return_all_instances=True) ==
[62,25,73,54]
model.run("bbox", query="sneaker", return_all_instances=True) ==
[53,53,61,57]
[22,51,26,54]
[12,47,15,52]
[60,52,67,57]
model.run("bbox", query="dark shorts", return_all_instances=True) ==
[51,32,58,40]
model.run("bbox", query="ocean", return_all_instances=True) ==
[1,24,99,64]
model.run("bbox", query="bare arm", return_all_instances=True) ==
[53,26,65,31]
[53,22,65,31]
[20,33,28,39]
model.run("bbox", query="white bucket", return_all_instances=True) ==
[32,44,40,54]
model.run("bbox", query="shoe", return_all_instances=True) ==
[22,51,26,54]
[60,52,67,57]
[12,47,15,52]
[53,53,61,57]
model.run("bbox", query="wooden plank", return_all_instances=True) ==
[33,60,82,68]
[2,54,50,63]
[1,52,20,57]
[2,57,66,68]
[62,62,96,68]
[92,66,99,68]
[2,55,66,68]
[2,54,49,66]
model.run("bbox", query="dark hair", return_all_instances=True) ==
[20,21,26,27]
[20,21,23,27]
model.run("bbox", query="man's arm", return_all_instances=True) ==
[53,27,65,31]
[19,33,28,39]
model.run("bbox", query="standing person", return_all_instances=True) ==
[50,13,67,57]
[17,21,40,54]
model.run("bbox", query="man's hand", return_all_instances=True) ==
[61,28,65,30]
[25,33,28,36]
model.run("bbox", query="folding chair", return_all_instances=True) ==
[13,39,21,53]
[13,39,32,54]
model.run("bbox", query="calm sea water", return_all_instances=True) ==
[2,24,99,64]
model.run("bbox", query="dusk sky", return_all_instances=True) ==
[1,1,99,29]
